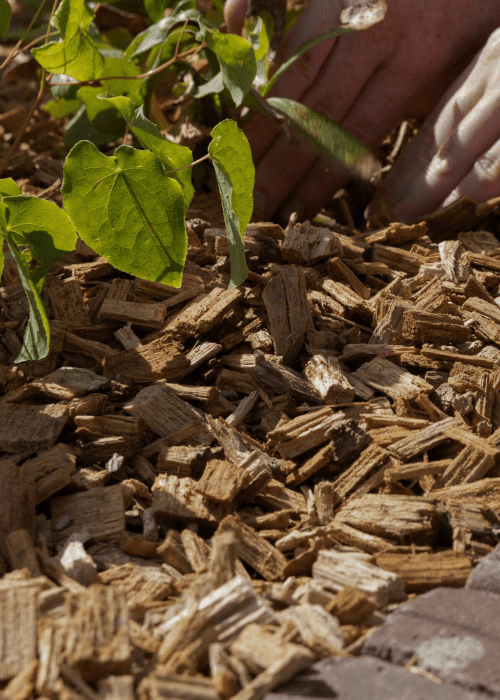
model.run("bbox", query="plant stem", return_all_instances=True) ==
[0,0,51,71]
[164,153,210,174]
[0,0,60,178]
[48,44,206,87]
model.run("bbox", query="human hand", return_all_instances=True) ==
[225,0,500,224]
[371,26,500,222]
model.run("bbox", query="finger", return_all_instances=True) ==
[252,24,388,218]
[224,0,249,35]
[372,29,500,221]
[441,136,500,207]
[244,0,346,164]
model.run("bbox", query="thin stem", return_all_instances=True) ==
[164,153,210,174]
[174,19,189,59]
[0,0,60,178]
[48,43,206,86]
[0,0,50,71]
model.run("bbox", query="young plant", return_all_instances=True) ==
[1,0,385,361]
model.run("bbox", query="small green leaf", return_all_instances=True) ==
[144,0,181,22]
[194,71,224,98]
[209,120,254,288]
[3,230,50,362]
[62,141,187,286]
[32,0,105,80]
[99,97,194,208]
[0,178,22,198]
[3,195,77,288]
[0,0,12,39]
[266,97,368,167]
[44,97,81,118]
[203,32,256,107]
[79,86,127,135]
[64,105,120,149]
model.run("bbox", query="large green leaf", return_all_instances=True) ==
[62,141,187,286]
[203,32,256,107]
[3,230,50,362]
[2,195,77,289]
[32,0,104,80]
[0,0,12,39]
[266,97,369,167]
[0,178,21,198]
[208,120,254,288]
[99,96,194,208]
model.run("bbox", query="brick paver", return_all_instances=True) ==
[266,656,484,699]
[466,543,500,595]
[362,587,500,696]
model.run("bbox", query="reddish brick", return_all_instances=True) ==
[265,656,483,699]
[363,587,500,697]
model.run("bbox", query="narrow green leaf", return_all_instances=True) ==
[99,97,194,208]
[262,27,352,96]
[0,178,22,198]
[32,0,105,80]
[0,0,12,39]
[266,97,368,167]
[62,141,187,286]
[3,230,50,362]
[203,32,256,107]
[63,104,120,149]
[3,196,77,288]
[208,120,254,288]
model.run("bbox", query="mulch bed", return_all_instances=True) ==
[1,23,500,700]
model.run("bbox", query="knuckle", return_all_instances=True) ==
[474,147,500,182]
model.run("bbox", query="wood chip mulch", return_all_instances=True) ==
[2,41,500,700]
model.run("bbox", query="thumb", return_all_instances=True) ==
[224,0,249,35]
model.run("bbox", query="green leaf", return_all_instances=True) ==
[62,141,187,286]
[50,74,79,100]
[266,97,369,167]
[129,6,201,58]
[44,96,81,118]
[32,0,105,80]
[203,32,256,107]
[63,104,119,149]
[99,55,143,107]
[208,120,253,288]
[99,97,194,208]
[3,230,50,362]
[2,195,77,289]
[194,71,224,98]
[144,0,178,22]
[0,178,22,198]
[0,0,12,39]
[78,86,127,135]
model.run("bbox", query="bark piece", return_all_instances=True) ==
[217,514,288,581]
[303,353,355,404]
[98,298,165,329]
[124,384,210,444]
[139,673,218,699]
[281,222,339,265]
[99,562,175,618]
[312,550,405,606]
[23,443,76,505]
[48,279,92,327]
[156,444,212,476]
[5,529,41,577]
[372,243,426,274]
[336,494,439,545]
[161,286,244,342]
[103,338,189,382]
[277,604,345,657]
[0,584,37,680]
[374,549,472,592]
[268,409,347,460]
[74,414,143,439]
[157,530,192,574]
[180,528,210,573]
[332,444,392,504]
[0,402,69,453]
[262,266,314,365]
[327,256,371,299]
[351,356,432,400]
[196,459,250,503]
[252,354,322,404]
[402,309,470,344]
[50,484,125,547]
[389,416,459,461]
[429,445,495,490]
[152,475,227,526]
[31,366,110,400]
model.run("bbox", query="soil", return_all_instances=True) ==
[1,4,500,699]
